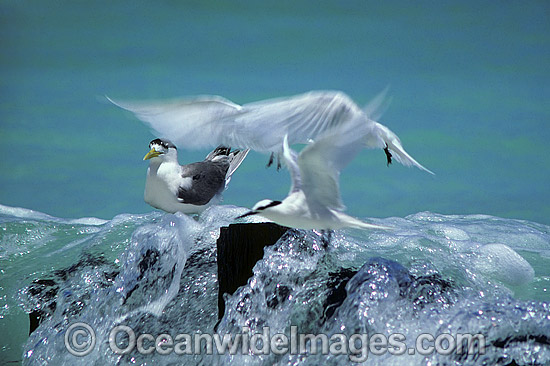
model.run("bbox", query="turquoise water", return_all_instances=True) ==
[1,1,549,365]
[1,1,549,224]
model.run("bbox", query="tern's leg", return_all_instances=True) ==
[384,143,393,166]
[266,152,275,168]
[313,230,326,249]
[276,155,282,171]
[320,230,333,249]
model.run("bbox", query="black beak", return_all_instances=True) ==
[236,211,258,219]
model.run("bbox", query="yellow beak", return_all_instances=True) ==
[143,148,162,160]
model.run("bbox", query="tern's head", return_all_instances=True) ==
[143,138,178,162]
[236,199,282,219]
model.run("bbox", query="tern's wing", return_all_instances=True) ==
[366,122,434,174]
[282,135,302,194]
[107,95,242,150]
[357,87,433,174]
[234,91,362,151]
[297,117,371,212]
[178,161,228,205]
[107,91,363,152]
[362,86,392,122]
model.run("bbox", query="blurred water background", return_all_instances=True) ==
[1,0,549,224]
[1,1,549,365]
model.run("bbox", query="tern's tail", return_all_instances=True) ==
[226,148,250,187]
[346,215,393,231]
[206,146,250,189]
[205,145,250,188]
[369,122,434,175]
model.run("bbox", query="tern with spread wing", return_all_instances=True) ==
[237,120,392,231]
[108,90,432,173]
[143,138,249,214]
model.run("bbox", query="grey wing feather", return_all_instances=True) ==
[177,161,229,205]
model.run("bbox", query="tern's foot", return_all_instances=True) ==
[266,153,282,170]
[266,153,275,168]
[384,144,393,166]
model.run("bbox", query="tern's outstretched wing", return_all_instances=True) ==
[108,91,363,152]
[107,95,242,150]
[297,116,371,213]
[109,90,432,173]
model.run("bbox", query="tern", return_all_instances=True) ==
[108,90,433,173]
[237,121,393,231]
[143,138,249,214]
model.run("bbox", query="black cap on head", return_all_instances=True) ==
[149,138,177,150]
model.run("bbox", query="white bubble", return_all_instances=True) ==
[474,243,535,286]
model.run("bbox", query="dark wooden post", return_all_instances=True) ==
[217,223,289,319]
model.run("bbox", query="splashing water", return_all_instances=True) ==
[0,204,548,365]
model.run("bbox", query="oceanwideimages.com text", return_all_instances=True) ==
[65,322,486,362]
